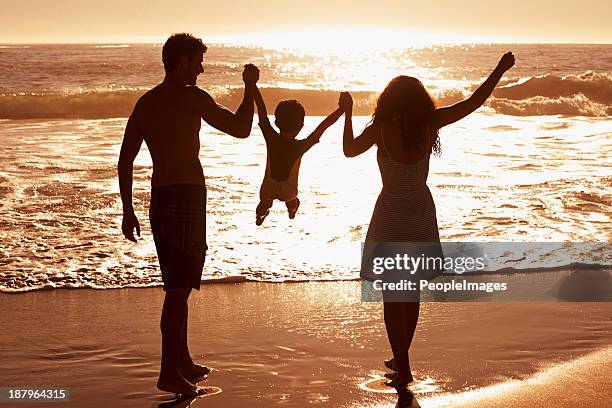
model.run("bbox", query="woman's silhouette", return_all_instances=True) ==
[340,52,515,388]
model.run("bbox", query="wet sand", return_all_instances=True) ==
[1,281,611,407]
[425,346,612,407]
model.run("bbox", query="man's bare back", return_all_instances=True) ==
[133,84,207,187]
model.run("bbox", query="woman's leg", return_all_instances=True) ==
[404,301,420,376]
[383,300,409,373]
[383,298,419,387]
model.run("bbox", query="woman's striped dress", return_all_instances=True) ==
[360,142,443,291]
[365,152,440,243]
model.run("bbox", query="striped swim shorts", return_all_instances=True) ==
[149,184,207,291]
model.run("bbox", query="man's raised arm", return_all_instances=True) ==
[194,64,259,138]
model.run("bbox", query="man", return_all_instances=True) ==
[118,33,258,396]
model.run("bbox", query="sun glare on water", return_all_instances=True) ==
[207,27,491,91]
[211,27,501,53]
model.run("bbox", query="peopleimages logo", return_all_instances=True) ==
[371,279,508,293]
[371,254,486,275]
[360,242,611,302]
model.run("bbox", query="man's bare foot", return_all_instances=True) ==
[157,373,199,395]
[180,363,211,383]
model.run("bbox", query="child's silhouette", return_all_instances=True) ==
[254,87,343,225]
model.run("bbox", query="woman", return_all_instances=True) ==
[340,52,515,388]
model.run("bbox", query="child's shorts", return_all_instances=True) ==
[259,176,298,202]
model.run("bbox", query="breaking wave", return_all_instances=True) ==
[0,89,144,119]
[490,71,611,117]
[1,72,609,119]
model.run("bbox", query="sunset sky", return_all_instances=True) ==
[0,0,610,44]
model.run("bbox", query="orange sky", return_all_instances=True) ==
[1,0,610,44]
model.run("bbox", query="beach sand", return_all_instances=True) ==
[1,280,611,407]
[425,346,612,407]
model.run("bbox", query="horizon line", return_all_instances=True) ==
[2,28,611,48]
[1,40,611,46]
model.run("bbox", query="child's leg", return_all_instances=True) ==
[256,199,273,226]
[285,197,300,219]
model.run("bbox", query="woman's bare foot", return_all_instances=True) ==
[157,373,199,395]
[180,363,211,383]
[384,358,398,372]
[384,371,414,389]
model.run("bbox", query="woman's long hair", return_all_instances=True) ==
[372,76,441,156]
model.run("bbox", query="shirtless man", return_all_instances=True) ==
[118,33,258,396]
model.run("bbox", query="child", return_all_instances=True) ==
[254,87,343,225]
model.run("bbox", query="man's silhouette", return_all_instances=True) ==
[118,33,258,395]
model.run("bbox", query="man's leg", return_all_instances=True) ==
[157,287,199,395]
[179,306,193,367]
[178,305,210,381]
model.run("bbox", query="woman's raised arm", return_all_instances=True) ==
[340,92,377,157]
[431,52,515,129]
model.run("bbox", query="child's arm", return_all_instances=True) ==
[254,86,272,128]
[431,52,515,129]
[308,107,343,140]
[299,106,343,153]
[340,92,377,158]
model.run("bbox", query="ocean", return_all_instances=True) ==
[0,43,610,292]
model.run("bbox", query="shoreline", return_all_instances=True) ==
[3,267,610,303]
[1,281,611,407]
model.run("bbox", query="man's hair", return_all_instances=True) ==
[274,100,305,132]
[162,33,207,73]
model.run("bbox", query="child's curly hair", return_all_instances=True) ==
[274,100,305,132]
